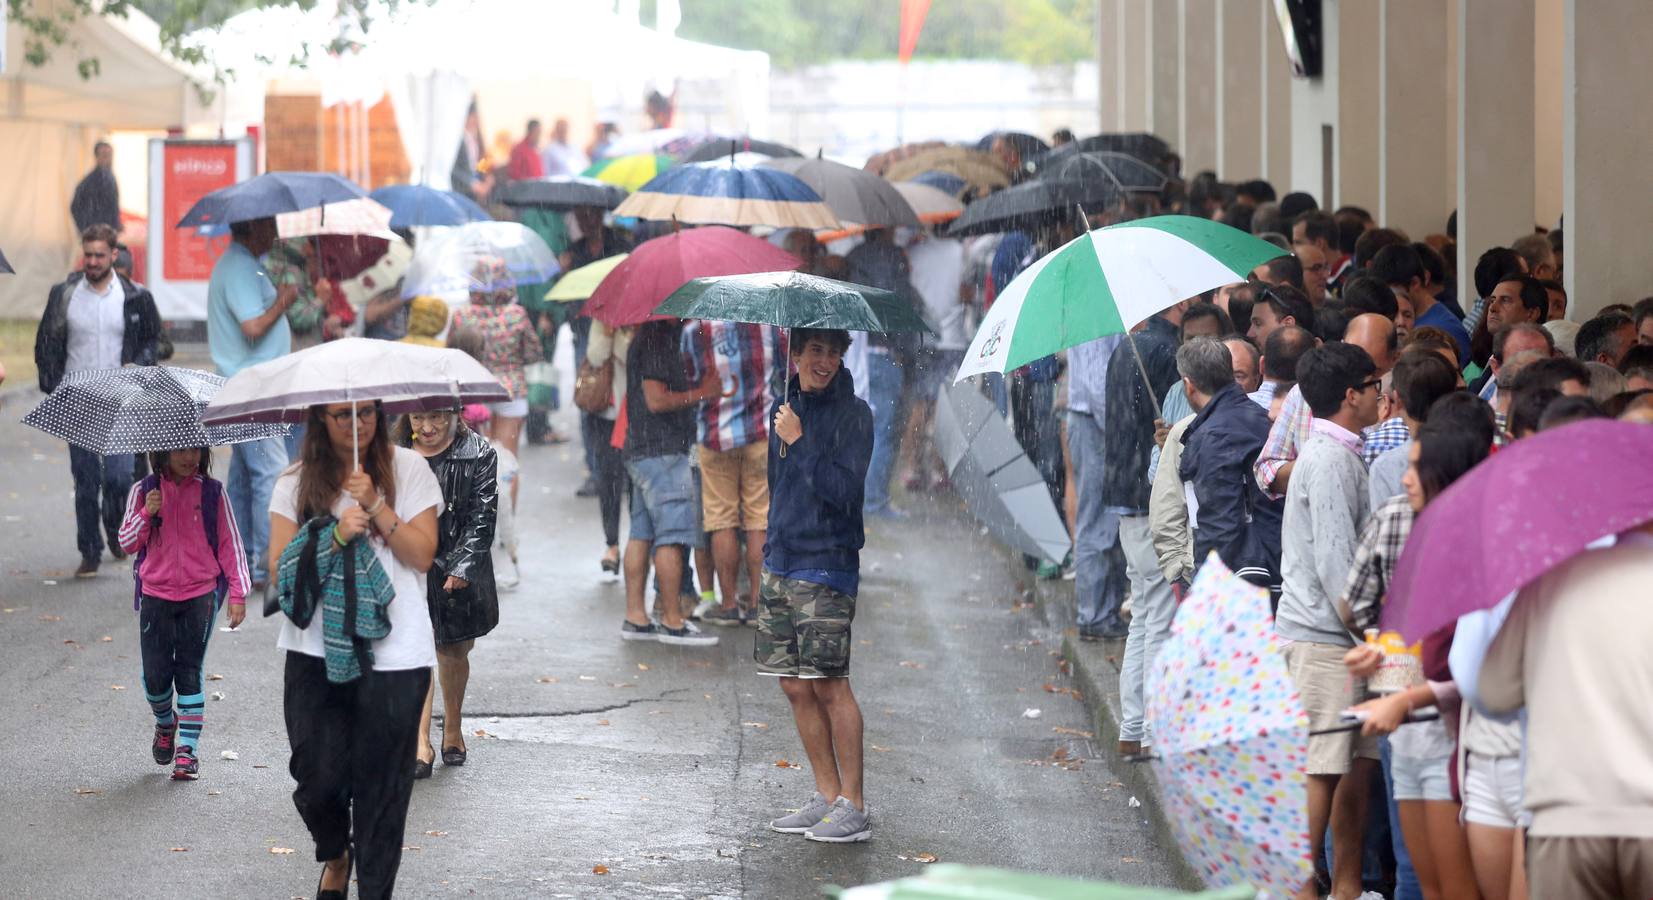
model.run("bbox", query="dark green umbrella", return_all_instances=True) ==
[654,270,934,335]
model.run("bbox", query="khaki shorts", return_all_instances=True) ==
[1282,640,1380,775]
[699,442,769,532]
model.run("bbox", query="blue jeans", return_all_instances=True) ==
[68,445,134,560]
[1065,412,1126,633]
[862,351,903,514]
[1382,738,1422,900]
[228,436,288,580]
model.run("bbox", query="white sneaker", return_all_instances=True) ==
[691,598,720,621]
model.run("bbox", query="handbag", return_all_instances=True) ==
[574,358,613,414]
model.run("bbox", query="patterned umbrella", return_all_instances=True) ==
[1148,555,1312,897]
[21,366,286,454]
[614,162,840,230]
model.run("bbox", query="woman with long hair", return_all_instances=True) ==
[1341,398,1496,900]
[268,400,442,900]
[394,409,499,778]
[583,318,634,576]
[449,258,541,469]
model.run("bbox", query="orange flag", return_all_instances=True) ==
[899,0,932,65]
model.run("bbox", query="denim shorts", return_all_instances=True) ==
[625,454,699,547]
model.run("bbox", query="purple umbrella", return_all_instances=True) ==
[1383,419,1653,641]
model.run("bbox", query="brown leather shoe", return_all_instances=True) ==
[75,557,99,579]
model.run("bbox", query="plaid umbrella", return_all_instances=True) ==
[21,366,286,454]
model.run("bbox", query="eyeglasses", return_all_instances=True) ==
[1355,378,1384,393]
[325,406,379,424]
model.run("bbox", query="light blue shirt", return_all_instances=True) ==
[207,241,286,376]
[1066,333,1123,416]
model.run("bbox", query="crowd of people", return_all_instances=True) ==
[26,115,1653,899]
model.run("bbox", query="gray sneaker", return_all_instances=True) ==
[768,791,831,834]
[700,605,744,627]
[804,796,871,843]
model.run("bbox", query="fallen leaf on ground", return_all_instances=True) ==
[170,847,189,853]
[1052,726,1093,739]
[100,635,113,642]
[252,764,269,769]
[269,847,295,855]
[535,676,559,683]
[206,673,223,680]
[636,663,650,671]
[73,787,102,796]
[402,845,421,852]
[39,614,61,622]
[1056,659,1072,675]
[473,729,495,738]
[775,759,801,769]
[1021,708,1042,719]
[742,722,768,729]
[914,852,939,864]
[207,790,222,796]
[221,750,239,760]
[870,745,891,752]
[424,831,448,837]
[898,660,925,669]
[1121,856,1141,863]
[609,682,635,688]
[109,684,125,691]
[592,864,610,875]
[578,675,597,682]
[209,691,226,701]
[596,719,610,726]
[1052,747,1070,760]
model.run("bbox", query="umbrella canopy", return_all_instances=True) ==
[275,197,395,239]
[0,247,14,274]
[499,175,628,210]
[761,157,919,229]
[945,178,1121,238]
[892,181,965,224]
[1383,419,1653,641]
[1030,133,1177,176]
[861,140,949,176]
[202,338,508,426]
[1149,556,1313,897]
[546,253,628,302]
[906,169,970,198]
[976,130,1050,159]
[678,137,803,164]
[929,380,1071,565]
[175,172,368,230]
[1036,150,1168,195]
[582,226,799,327]
[369,184,490,228]
[835,863,1256,899]
[955,216,1287,381]
[22,366,287,454]
[582,154,675,192]
[655,271,933,334]
[614,163,840,230]
[883,148,1012,196]
[400,221,560,298]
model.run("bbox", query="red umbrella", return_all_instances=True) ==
[582,226,800,327]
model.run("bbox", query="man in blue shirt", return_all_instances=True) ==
[1370,244,1472,365]
[207,215,295,587]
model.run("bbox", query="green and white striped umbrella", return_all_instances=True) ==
[954,216,1287,382]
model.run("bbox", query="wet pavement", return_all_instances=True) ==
[0,370,1184,898]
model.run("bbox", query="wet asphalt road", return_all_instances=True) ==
[0,377,1182,898]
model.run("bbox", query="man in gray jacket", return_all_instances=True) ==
[1275,341,1382,900]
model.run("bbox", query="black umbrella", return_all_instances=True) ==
[1029,133,1177,177]
[678,137,802,164]
[945,179,1119,237]
[174,172,367,229]
[498,176,629,210]
[1036,151,1167,195]
[0,247,12,274]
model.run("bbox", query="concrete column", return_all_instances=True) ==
[1337,0,1381,214]
[1289,0,1339,205]
[1151,0,1181,148]
[1181,0,1218,175]
[1444,0,1459,207]
[1122,0,1150,130]
[1457,0,1534,308]
[1534,0,1563,229]
[1219,0,1262,179]
[1098,0,1120,131]
[1563,0,1653,319]
[1263,2,1293,187]
[1380,0,1449,239]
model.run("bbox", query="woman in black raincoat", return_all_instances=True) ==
[397,408,499,779]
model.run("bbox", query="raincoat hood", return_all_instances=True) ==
[405,295,450,340]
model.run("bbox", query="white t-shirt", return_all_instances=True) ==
[270,446,443,671]
[906,237,969,350]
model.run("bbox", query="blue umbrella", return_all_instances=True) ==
[174,172,367,229]
[907,169,969,199]
[369,184,492,228]
[612,162,839,230]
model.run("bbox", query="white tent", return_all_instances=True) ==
[0,8,207,317]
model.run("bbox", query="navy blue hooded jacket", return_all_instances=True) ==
[1178,382,1284,579]
[763,366,874,574]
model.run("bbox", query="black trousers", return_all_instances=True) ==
[69,445,133,559]
[284,653,429,900]
[139,593,215,699]
[589,414,628,547]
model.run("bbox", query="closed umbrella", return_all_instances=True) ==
[615,163,839,230]
[499,175,628,210]
[174,172,367,229]
[582,226,799,327]
[1149,556,1313,897]
[1383,418,1653,641]
[400,221,559,298]
[369,184,490,228]
[22,366,287,454]
[929,379,1071,565]
[761,157,919,228]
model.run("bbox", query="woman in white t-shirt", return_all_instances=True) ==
[267,399,442,900]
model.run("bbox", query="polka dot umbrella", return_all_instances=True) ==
[21,366,287,455]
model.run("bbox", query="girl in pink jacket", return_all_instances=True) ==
[118,447,250,780]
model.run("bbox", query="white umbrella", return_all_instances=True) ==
[202,339,508,467]
[400,221,560,298]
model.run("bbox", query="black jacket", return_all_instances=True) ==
[70,167,120,232]
[1179,383,1284,579]
[764,368,873,574]
[420,429,500,643]
[1100,316,1181,510]
[33,272,162,392]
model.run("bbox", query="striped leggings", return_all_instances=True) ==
[139,593,216,753]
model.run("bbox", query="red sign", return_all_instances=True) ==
[162,143,238,281]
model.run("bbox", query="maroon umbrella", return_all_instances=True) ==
[1382,419,1653,641]
[582,226,799,327]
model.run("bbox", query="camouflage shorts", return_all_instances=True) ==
[754,571,856,679]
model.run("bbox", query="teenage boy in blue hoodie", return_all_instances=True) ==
[757,328,876,844]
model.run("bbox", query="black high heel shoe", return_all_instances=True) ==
[413,745,435,780]
[315,850,351,900]
[600,554,620,575]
